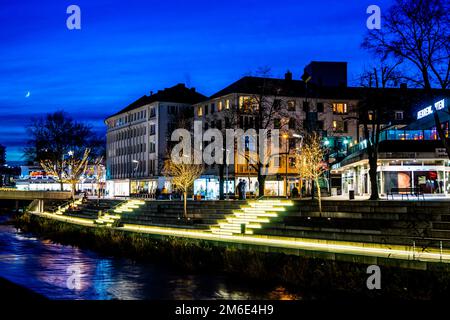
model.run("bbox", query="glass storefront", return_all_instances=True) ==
[194,177,220,199]
[264,180,285,196]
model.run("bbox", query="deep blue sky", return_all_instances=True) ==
[0,0,393,161]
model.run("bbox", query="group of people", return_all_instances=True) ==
[236,179,247,200]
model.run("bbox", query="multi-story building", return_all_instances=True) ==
[332,96,450,197]
[105,83,206,196]
[192,62,440,199]
[193,65,362,198]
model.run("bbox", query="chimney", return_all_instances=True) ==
[150,91,153,96]
[190,87,196,92]
[285,70,293,81]
[400,83,407,89]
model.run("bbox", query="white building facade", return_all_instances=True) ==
[105,84,206,197]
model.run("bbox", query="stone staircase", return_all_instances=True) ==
[254,200,450,248]
[53,199,82,215]
[210,200,294,236]
[95,199,145,227]
[120,200,245,229]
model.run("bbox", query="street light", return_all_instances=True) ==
[222,148,231,200]
[282,134,289,199]
[132,159,140,198]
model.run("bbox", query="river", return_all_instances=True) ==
[0,214,298,300]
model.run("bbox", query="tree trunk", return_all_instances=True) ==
[315,178,322,215]
[257,173,266,198]
[71,182,76,199]
[433,112,450,159]
[368,155,379,200]
[183,191,187,219]
[219,164,225,200]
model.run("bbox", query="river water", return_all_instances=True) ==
[0,214,298,300]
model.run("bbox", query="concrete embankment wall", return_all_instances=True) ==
[259,200,450,249]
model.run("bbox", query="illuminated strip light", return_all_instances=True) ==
[122,224,450,263]
[249,200,293,205]
[234,213,278,218]
[226,217,270,223]
[241,207,286,212]
[30,210,450,263]
[33,211,94,226]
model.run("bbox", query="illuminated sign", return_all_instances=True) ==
[417,99,446,120]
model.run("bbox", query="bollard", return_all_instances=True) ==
[241,223,246,234]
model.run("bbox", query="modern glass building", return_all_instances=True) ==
[331,98,450,197]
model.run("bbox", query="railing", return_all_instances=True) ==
[347,129,445,156]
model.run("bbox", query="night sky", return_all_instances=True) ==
[0,0,393,161]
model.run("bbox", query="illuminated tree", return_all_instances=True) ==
[41,149,90,199]
[298,133,327,213]
[162,158,203,219]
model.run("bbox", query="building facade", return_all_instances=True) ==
[105,83,206,196]
[193,68,361,198]
[332,97,450,197]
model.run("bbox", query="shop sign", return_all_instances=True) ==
[417,99,446,120]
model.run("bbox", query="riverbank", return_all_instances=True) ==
[14,212,450,300]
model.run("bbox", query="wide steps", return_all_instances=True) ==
[209,200,293,235]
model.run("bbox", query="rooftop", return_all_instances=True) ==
[107,83,207,119]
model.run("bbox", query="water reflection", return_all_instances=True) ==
[0,217,299,300]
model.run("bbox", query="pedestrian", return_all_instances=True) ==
[237,179,243,200]
[291,186,299,198]
[242,180,247,200]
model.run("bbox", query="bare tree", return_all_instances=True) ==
[363,0,450,156]
[25,111,102,190]
[41,148,90,199]
[162,158,203,219]
[298,133,327,212]
[222,68,304,197]
[356,64,404,200]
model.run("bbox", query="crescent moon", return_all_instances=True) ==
[25,91,31,98]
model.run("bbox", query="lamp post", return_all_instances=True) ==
[132,159,140,198]
[282,134,289,198]
[222,148,231,200]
